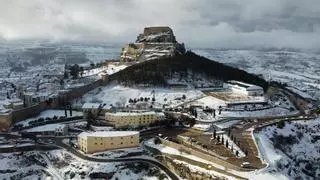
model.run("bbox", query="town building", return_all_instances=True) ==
[226,80,264,96]
[105,111,165,128]
[2,98,24,110]
[78,131,139,154]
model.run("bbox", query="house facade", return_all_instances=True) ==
[78,131,139,154]
[105,111,164,128]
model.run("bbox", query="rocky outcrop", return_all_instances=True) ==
[120,26,185,63]
[136,26,177,43]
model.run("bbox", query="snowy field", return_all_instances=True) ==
[190,90,298,122]
[91,147,145,159]
[195,49,320,101]
[0,149,170,180]
[82,64,127,77]
[15,109,83,127]
[83,84,205,109]
[252,118,320,180]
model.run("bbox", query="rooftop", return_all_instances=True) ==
[78,131,139,138]
[82,103,111,110]
[228,80,263,90]
[106,111,156,116]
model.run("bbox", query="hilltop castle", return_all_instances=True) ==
[120,26,185,62]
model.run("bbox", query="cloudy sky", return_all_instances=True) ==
[0,0,320,49]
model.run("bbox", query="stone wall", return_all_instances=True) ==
[143,27,172,36]
[3,79,104,128]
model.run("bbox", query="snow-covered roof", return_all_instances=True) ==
[82,103,111,110]
[78,131,139,139]
[25,124,67,133]
[228,80,263,91]
[106,111,156,116]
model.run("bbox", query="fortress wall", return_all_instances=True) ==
[143,26,172,36]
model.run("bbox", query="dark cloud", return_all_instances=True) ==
[0,0,319,49]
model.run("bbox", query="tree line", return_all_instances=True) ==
[108,51,269,90]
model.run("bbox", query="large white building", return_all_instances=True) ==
[78,131,140,154]
[227,80,264,96]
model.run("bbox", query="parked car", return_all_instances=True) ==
[241,162,251,168]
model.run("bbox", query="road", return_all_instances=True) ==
[53,138,180,180]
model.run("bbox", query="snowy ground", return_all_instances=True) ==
[82,64,127,77]
[91,147,145,159]
[251,118,320,180]
[0,149,171,180]
[144,138,249,179]
[14,109,83,127]
[195,49,320,101]
[83,84,205,109]
[190,93,298,122]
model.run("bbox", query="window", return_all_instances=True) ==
[131,142,133,144]
[94,143,97,145]
[100,143,103,145]
[121,142,123,145]
[121,137,123,139]
[111,143,113,145]
[131,136,133,139]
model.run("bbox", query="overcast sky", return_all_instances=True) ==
[0,0,320,49]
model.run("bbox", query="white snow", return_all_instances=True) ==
[15,109,83,127]
[83,84,204,109]
[252,118,320,180]
[25,123,66,133]
[78,131,139,138]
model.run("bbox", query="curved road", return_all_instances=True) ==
[54,139,180,180]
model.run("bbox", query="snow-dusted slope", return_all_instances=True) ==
[194,49,320,100]
[252,118,320,180]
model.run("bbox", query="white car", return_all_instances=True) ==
[241,162,251,168]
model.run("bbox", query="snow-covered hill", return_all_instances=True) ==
[252,118,320,180]
[194,49,320,100]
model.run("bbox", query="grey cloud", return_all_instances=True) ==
[0,0,320,49]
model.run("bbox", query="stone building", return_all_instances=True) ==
[105,111,165,128]
[78,131,139,154]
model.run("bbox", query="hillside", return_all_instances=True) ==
[253,119,320,179]
[108,51,269,90]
